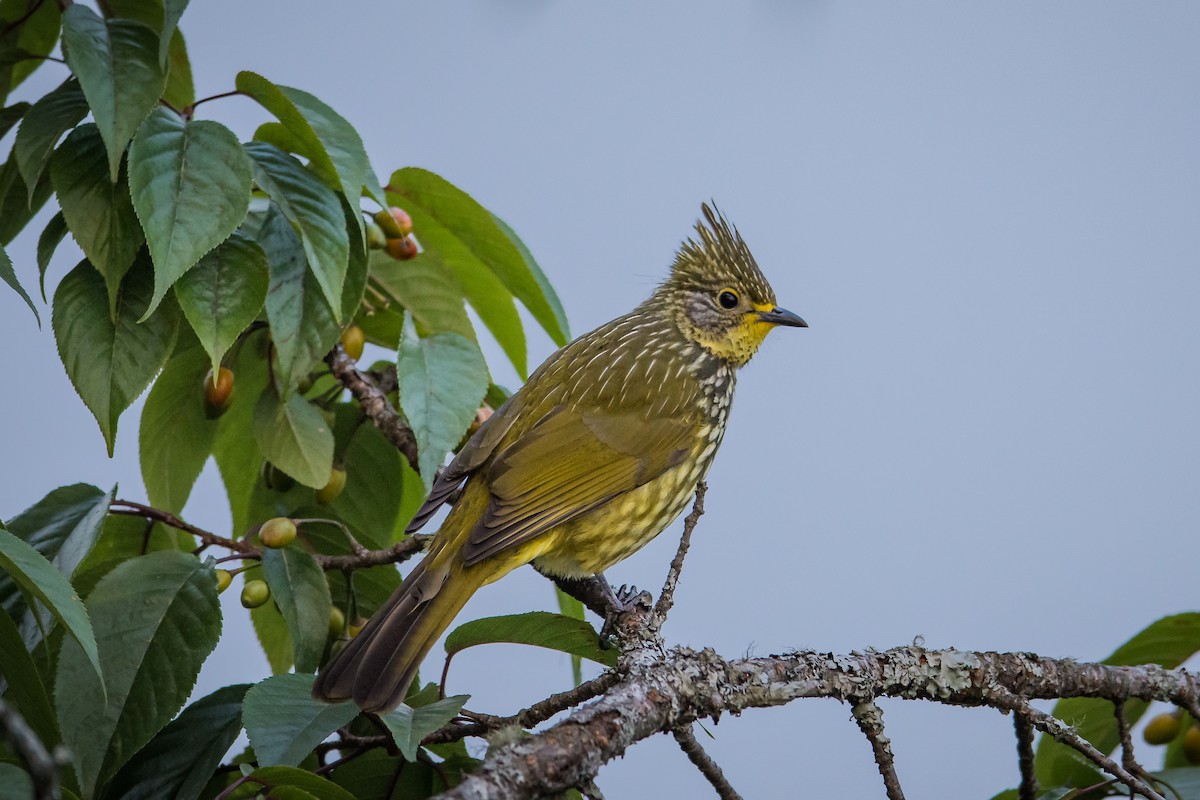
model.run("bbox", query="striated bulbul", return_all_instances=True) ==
[314,203,807,712]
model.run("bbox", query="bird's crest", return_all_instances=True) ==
[668,202,775,305]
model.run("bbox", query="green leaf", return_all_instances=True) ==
[0,764,33,800]
[381,695,469,762]
[243,673,358,768]
[104,683,248,800]
[444,611,617,670]
[320,405,407,548]
[0,241,37,324]
[258,204,340,394]
[262,546,331,674]
[61,5,166,181]
[253,386,334,489]
[0,148,52,245]
[396,317,489,489]
[369,251,474,340]
[0,483,112,602]
[128,107,252,316]
[0,101,29,138]
[50,124,145,313]
[160,0,188,64]
[245,141,349,320]
[0,0,60,99]
[556,588,586,687]
[1036,613,1200,788]
[251,598,295,675]
[492,213,570,342]
[161,28,194,109]
[328,750,437,800]
[14,78,88,203]
[72,513,192,593]
[386,172,527,376]
[52,255,180,455]
[36,210,66,302]
[174,231,268,374]
[236,72,382,208]
[211,330,270,533]
[248,767,357,800]
[0,593,58,746]
[139,333,219,513]
[103,0,192,100]
[0,525,102,684]
[55,551,221,799]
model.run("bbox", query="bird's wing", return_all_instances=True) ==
[460,405,696,565]
[405,392,524,534]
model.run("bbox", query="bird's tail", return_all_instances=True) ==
[312,548,488,713]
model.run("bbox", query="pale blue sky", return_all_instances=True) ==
[2,2,1199,796]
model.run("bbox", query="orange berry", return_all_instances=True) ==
[203,367,234,418]
[384,235,418,261]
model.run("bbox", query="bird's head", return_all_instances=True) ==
[659,203,806,366]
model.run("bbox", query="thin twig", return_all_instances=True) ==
[0,698,59,800]
[992,689,1164,800]
[851,700,904,800]
[650,482,706,631]
[1115,700,1139,777]
[673,726,743,800]
[1014,712,1037,800]
[314,535,430,570]
[111,499,257,556]
[327,346,419,471]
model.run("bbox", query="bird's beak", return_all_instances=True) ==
[756,306,808,328]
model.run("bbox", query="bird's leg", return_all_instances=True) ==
[596,573,653,643]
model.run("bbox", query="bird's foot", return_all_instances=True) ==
[597,574,651,643]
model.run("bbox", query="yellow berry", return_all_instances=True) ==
[316,466,347,504]
[260,517,297,549]
[203,367,235,418]
[348,620,365,638]
[340,325,365,362]
[1143,711,1182,745]
[1184,725,1200,764]
[240,579,271,609]
[214,569,232,593]
[329,606,346,637]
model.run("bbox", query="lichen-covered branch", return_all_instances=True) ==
[434,645,1200,800]
[326,347,419,472]
[851,700,904,800]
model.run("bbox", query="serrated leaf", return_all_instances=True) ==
[103,0,193,102]
[321,405,407,548]
[0,575,59,746]
[492,213,570,342]
[250,592,295,674]
[14,78,88,203]
[61,5,166,181]
[0,102,29,138]
[174,231,268,373]
[129,107,252,316]
[262,546,331,674]
[0,525,102,684]
[50,124,145,313]
[444,611,617,671]
[253,385,334,489]
[56,551,221,798]
[0,483,112,620]
[161,28,193,109]
[0,148,52,245]
[139,333,219,513]
[243,673,358,768]
[237,72,382,208]
[1036,613,1200,788]
[36,210,66,302]
[369,251,474,340]
[104,683,248,800]
[245,140,348,319]
[72,514,192,594]
[0,241,37,324]
[396,317,489,489]
[381,695,469,762]
[52,256,179,455]
[258,204,340,394]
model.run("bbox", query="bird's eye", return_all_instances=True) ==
[717,289,739,309]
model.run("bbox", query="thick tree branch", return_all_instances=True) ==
[435,646,1200,799]
[326,347,419,471]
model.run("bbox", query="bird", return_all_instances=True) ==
[313,203,807,712]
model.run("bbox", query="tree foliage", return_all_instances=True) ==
[0,3,1196,800]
